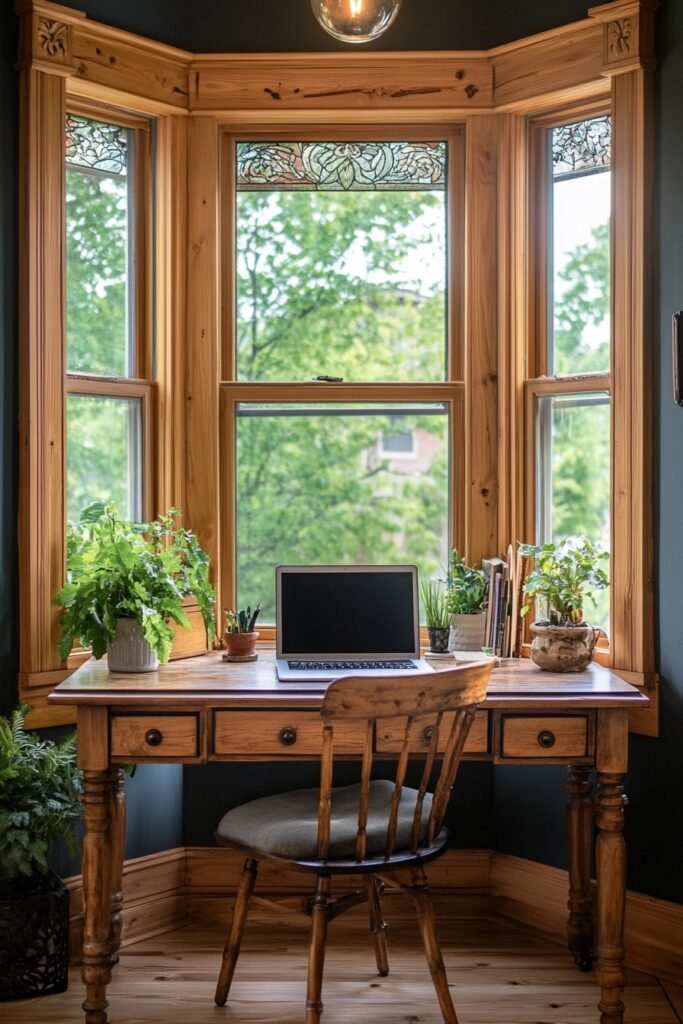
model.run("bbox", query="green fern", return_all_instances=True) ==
[0,706,82,880]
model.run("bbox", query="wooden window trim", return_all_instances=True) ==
[15,0,656,729]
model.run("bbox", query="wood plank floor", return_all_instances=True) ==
[3,903,679,1023]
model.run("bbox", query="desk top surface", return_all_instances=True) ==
[49,651,650,712]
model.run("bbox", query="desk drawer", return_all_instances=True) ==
[376,710,489,755]
[111,714,199,758]
[213,711,365,756]
[498,715,590,760]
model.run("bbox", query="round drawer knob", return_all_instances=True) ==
[144,729,163,747]
[279,727,298,747]
[537,730,556,749]
[422,726,435,745]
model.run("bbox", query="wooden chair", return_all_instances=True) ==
[213,661,493,1023]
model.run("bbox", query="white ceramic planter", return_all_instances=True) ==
[448,611,487,652]
[107,618,159,673]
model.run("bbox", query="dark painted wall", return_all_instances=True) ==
[494,0,683,907]
[0,0,19,722]
[3,0,682,901]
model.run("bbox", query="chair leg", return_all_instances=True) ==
[215,856,259,1006]
[365,876,389,977]
[305,875,331,1024]
[410,866,459,1024]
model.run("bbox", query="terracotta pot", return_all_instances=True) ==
[448,611,486,652]
[107,618,159,673]
[530,623,602,672]
[224,630,259,660]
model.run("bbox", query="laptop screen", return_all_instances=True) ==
[276,565,419,659]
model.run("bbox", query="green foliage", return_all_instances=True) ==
[225,605,261,634]
[445,551,487,615]
[0,706,82,880]
[519,538,609,626]
[56,503,216,663]
[235,187,449,618]
[420,579,450,628]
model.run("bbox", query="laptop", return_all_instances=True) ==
[276,564,434,682]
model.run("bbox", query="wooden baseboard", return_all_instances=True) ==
[65,846,683,987]
[66,847,187,962]
[491,853,683,986]
[183,846,493,896]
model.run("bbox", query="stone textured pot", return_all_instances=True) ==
[448,611,486,652]
[530,623,602,672]
[107,618,159,673]
[427,626,450,654]
[224,630,259,662]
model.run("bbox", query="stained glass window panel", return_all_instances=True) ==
[235,402,450,620]
[235,140,447,383]
[549,116,611,375]
[65,114,133,377]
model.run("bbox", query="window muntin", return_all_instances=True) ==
[66,114,134,378]
[235,401,450,620]
[66,394,143,522]
[548,116,611,375]
[235,140,447,383]
[535,391,610,630]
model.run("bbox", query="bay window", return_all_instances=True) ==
[16,0,655,731]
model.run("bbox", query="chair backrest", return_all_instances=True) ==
[317,661,493,863]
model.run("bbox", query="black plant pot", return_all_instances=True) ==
[0,871,69,1001]
[427,626,450,653]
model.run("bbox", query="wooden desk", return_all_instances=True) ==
[49,653,648,1024]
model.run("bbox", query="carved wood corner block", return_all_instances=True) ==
[590,5,657,75]
[38,17,69,58]
[19,11,74,74]
[608,17,633,58]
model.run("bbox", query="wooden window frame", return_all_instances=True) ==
[15,0,657,730]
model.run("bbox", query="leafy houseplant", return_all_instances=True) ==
[420,579,451,653]
[519,538,609,672]
[224,604,261,661]
[446,550,488,652]
[56,503,216,671]
[0,705,82,999]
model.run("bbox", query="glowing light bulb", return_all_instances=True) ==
[310,0,402,44]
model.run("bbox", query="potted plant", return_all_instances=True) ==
[224,604,261,661]
[56,502,216,673]
[420,579,451,654]
[519,537,609,672]
[0,705,82,1000]
[446,550,488,652]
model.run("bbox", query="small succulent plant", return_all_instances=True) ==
[225,604,261,634]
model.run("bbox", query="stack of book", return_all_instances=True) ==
[482,545,529,658]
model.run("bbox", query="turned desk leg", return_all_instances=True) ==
[595,771,628,1024]
[81,769,114,1024]
[567,764,594,970]
[108,767,127,964]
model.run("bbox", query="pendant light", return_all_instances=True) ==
[310,0,402,44]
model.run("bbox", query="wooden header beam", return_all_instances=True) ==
[15,0,657,118]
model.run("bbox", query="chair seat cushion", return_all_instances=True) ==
[216,778,438,862]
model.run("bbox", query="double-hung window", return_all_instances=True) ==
[526,112,612,637]
[222,134,464,625]
[65,110,153,525]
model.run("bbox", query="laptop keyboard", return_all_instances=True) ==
[287,660,417,671]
